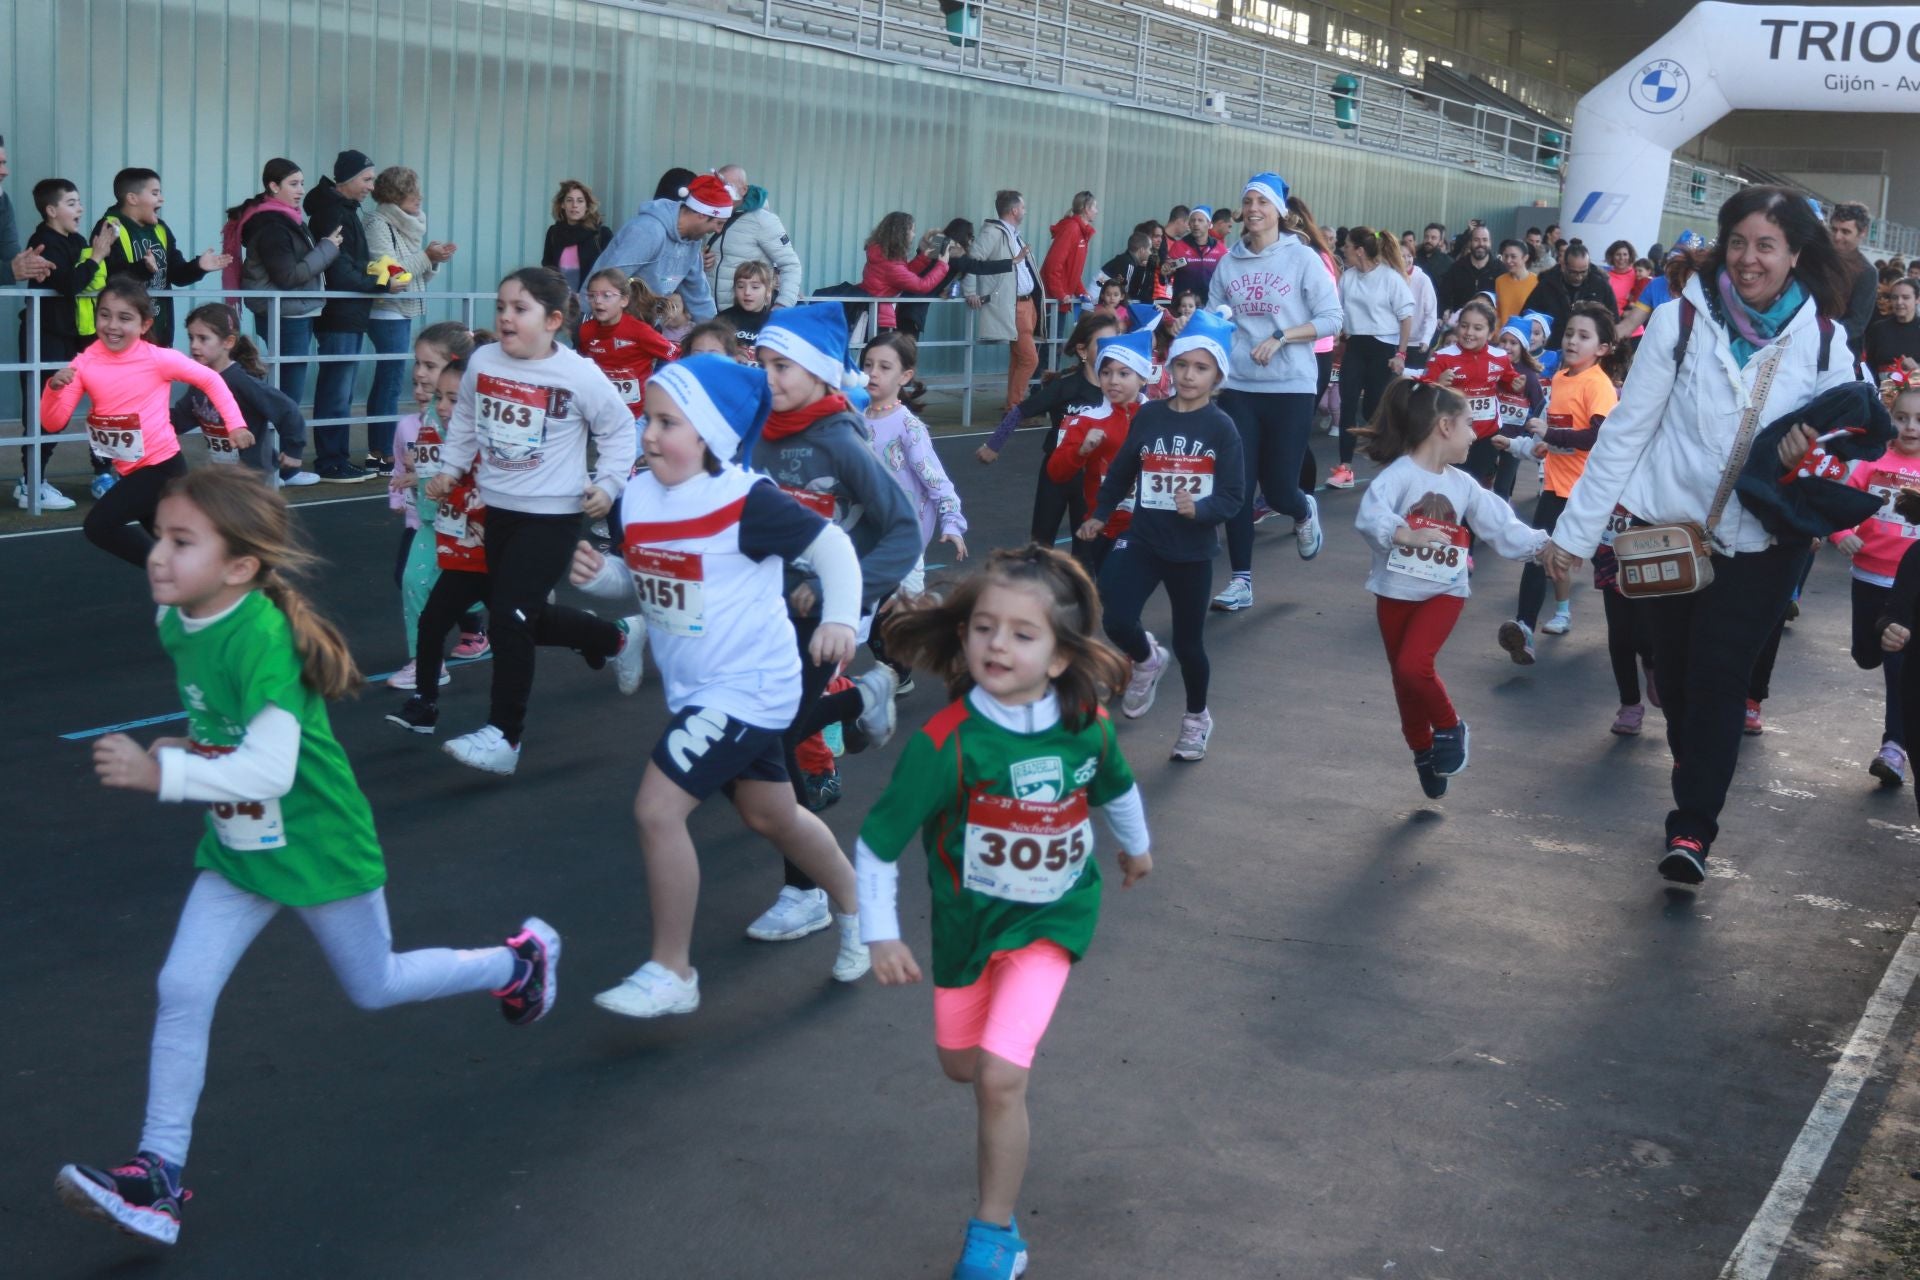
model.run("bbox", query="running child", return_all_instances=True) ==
[747,301,922,944]
[859,545,1152,1280]
[1418,297,1519,498]
[172,303,309,481]
[1353,379,1550,797]
[419,267,644,774]
[579,267,679,423]
[1496,302,1622,662]
[410,321,488,660]
[1077,308,1244,761]
[1054,327,1152,577]
[569,356,871,1014]
[57,468,556,1246]
[1833,382,1920,784]
[40,280,249,567]
[861,331,968,682]
[974,312,1119,556]
[384,361,449,691]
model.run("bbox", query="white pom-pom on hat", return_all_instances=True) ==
[842,367,870,390]
[1212,304,1234,320]
[678,186,690,199]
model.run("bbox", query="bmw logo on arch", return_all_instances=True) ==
[1631,58,1689,114]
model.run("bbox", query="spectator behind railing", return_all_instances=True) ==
[963,189,1041,417]
[16,177,114,512]
[306,149,406,483]
[87,166,230,351]
[1039,191,1097,316]
[362,165,457,472]
[1,134,55,287]
[707,163,803,309]
[541,179,612,295]
[1164,206,1224,303]
[600,172,731,325]
[860,211,955,334]
[228,158,338,416]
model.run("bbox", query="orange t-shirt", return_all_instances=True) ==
[1494,272,1535,328]
[1541,363,1618,496]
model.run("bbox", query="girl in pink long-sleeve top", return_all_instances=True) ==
[860,212,958,332]
[41,279,248,567]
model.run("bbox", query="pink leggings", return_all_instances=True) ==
[933,939,1073,1069]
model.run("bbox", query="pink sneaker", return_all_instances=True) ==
[1610,703,1644,736]
[452,631,490,660]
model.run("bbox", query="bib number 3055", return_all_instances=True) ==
[208,798,287,851]
[962,791,1092,905]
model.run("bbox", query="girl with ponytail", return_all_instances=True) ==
[175,303,312,483]
[59,468,560,1247]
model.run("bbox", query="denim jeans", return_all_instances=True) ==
[365,315,414,459]
[267,313,314,409]
[312,329,369,469]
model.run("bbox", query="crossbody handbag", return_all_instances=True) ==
[1612,336,1789,599]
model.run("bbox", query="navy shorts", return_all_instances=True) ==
[650,705,789,800]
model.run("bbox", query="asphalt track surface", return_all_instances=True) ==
[7,426,1920,1279]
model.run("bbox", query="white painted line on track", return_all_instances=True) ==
[1718,908,1920,1278]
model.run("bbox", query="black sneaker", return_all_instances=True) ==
[55,1153,188,1245]
[363,454,394,476]
[894,671,916,698]
[495,917,560,1025]
[1430,721,1470,776]
[1658,836,1708,885]
[1414,748,1448,799]
[385,695,439,734]
[805,769,843,812]
[318,461,371,484]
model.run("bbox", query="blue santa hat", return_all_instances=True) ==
[1167,306,1233,372]
[648,355,771,462]
[1095,328,1157,381]
[1670,229,1704,256]
[1124,303,1162,334]
[754,301,869,394]
[1520,310,1553,349]
[1498,318,1534,351]
[1244,171,1290,210]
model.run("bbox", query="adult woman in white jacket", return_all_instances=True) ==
[362,166,455,467]
[1545,188,1856,884]
[1332,228,1415,488]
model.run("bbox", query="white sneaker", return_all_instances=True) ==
[831,913,870,982]
[614,617,646,695]
[16,479,75,511]
[851,665,899,748]
[386,659,449,691]
[1121,633,1168,719]
[1210,577,1253,612]
[1540,610,1572,636]
[593,961,700,1018]
[443,724,521,775]
[745,886,832,941]
[1294,492,1323,560]
[279,468,321,488]
[1172,709,1214,761]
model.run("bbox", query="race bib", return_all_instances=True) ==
[1466,393,1496,423]
[1385,513,1467,586]
[1599,505,1634,548]
[962,790,1093,905]
[1498,396,1530,431]
[1869,470,1920,538]
[88,412,145,463]
[624,545,706,637]
[208,798,286,851]
[203,425,241,465]
[475,374,548,458]
[1139,453,1214,511]
[779,484,837,519]
[433,504,468,540]
[609,375,642,405]
[413,436,443,480]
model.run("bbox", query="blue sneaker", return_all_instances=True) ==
[90,471,119,500]
[952,1216,1029,1279]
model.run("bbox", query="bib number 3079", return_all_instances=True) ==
[962,791,1092,905]
[88,412,145,463]
[208,798,287,851]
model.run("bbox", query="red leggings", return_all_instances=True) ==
[1376,594,1465,752]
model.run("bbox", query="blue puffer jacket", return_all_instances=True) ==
[598,198,718,322]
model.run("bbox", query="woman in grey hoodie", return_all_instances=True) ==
[1204,173,1343,612]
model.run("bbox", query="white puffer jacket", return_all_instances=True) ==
[1556,272,1857,559]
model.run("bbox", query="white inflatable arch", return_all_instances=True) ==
[1563,1,1920,254]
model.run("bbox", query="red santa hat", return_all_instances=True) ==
[680,174,734,219]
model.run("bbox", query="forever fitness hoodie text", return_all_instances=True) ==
[599,198,718,323]
[1207,233,1344,395]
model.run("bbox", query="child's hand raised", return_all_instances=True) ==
[94,733,160,793]
[1079,428,1106,456]
[568,539,605,587]
[48,365,77,391]
[869,940,923,985]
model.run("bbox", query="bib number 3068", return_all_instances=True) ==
[962,791,1092,905]
[209,798,286,851]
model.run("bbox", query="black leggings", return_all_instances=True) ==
[1337,335,1398,466]
[1514,491,1568,628]
[783,613,867,891]
[1031,423,1089,567]
[85,455,189,567]
[413,507,621,745]
[1603,586,1655,705]
[1221,390,1314,573]
[1461,436,1519,503]
[1099,540,1214,713]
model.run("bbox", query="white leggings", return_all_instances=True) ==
[140,871,516,1165]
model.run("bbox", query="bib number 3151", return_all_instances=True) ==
[962,791,1092,904]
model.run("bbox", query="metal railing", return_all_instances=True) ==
[687,0,1567,180]
[1662,161,1920,259]
[1,284,1072,514]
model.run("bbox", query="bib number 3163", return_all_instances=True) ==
[209,798,287,851]
[962,791,1092,905]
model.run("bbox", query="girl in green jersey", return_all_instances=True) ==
[56,469,558,1247]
